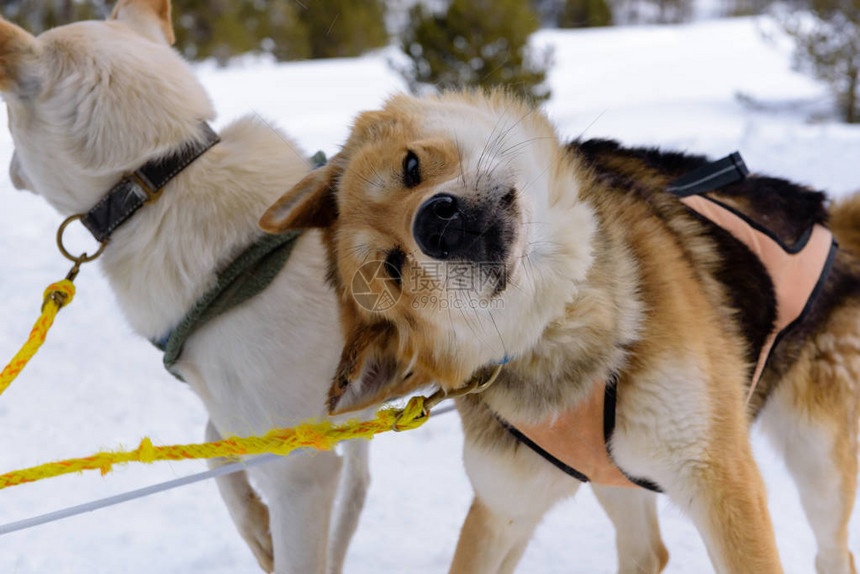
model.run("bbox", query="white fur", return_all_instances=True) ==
[459,437,581,574]
[2,8,367,573]
[463,437,579,523]
[762,382,857,574]
[461,431,665,574]
[609,358,713,492]
[591,485,667,574]
[406,98,597,370]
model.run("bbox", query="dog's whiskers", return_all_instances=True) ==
[577,107,610,140]
[476,112,508,188]
[354,171,384,192]
[367,163,388,189]
[519,155,560,198]
[498,136,555,158]
[486,308,508,362]
[251,112,306,163]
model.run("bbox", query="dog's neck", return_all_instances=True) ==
[77,124,220,244]
[482,210,644,424]
[95,116,311,340]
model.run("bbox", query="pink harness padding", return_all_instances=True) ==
[680,195,834,401]
[513,378,634,487]
[510,196,834,488]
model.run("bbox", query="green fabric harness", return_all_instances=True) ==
[152,231,301,381]
[151,150,327,381]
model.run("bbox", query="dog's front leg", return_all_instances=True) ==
[449,496,542,574]
[680,442,781,573]
[450,437,580,574]
[251,451,343,574]
[592,484,668,574]
[613,383,783,573]
[327,439,371,574]
[206,421,274,572]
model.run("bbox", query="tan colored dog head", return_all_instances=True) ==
[261,91,598,414]
[1,0,213,215]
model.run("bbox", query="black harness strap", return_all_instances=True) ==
[602,380,663,492]
[81,123,220,242]
[495,374,661,492]
[665,152,748,197]
[496,416,590,483]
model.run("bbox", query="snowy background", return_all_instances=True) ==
[1,15,859,574]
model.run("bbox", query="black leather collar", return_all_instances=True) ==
[80,123,220,242]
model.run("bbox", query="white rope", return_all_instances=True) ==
[0,453,280,536]
[0,402,457,536]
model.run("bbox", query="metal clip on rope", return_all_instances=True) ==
[0,215,105,398]
[392,363,503,431]
[40,214,105,311]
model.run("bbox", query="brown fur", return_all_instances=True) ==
[0,18,36,94]
[260,91,860,573]
[832,193,860,256]
[577,155,782,571]
[111,0,175,45]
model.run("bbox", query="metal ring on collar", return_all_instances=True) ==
[57,214,107,264]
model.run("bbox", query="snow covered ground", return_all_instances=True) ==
[1,16,858,574]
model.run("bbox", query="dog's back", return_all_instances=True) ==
[571,138,829,247]
[569,138,860,414]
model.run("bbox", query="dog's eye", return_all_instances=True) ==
[384,248,406,287]
[403,151,421,188]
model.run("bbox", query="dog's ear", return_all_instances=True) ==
[259,159,342,233]
[327,322,427,415]
[111,0,175,45]
[350,110,400,141]
[0,17,40,97]
[259,108,405,234]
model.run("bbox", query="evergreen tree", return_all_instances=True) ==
[727,0,774,16]
[2,0,389,65]
[612,0,692,24]
[559,0,613,27]
[531,0,563,26]
[659,0,693,22]
[296,0,388,59]
[780,0,859,123]
[5,0,107,34]
[172,0,310,65]
[401,0,551,103]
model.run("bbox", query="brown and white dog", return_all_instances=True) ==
[1,2,372,572]
[260,91,860,574]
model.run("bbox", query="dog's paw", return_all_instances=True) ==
[240,493,274,573]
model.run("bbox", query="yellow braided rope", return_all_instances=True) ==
[0,280,75,397]
[0,395,429,491]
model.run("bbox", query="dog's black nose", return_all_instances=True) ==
[413,194,467,260]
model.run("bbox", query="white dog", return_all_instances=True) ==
[1,1,368,572]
